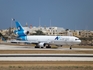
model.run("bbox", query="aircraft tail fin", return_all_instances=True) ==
[13,19,29,36]
[15,21,24,31]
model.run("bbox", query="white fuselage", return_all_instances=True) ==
[26,35,81,45]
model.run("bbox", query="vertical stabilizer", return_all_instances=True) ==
[15,21,24,31]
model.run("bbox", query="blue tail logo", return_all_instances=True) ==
[15,21,24,31]
[14,21,27,36]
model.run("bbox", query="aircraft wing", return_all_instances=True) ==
[10,40,51,44]
[10,40,38,43]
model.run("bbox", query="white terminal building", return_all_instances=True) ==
[23,26,73,36]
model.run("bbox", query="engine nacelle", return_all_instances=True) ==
[15,30,29,36]
[38,42,46,47]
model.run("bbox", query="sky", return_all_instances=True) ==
[0,0,93,30]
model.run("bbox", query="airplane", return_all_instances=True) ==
[11,20,81,49]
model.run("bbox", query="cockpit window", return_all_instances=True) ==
[75,39,79,40]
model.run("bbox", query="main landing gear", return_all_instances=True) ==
[34,44,51,48]
[35,45,40,48]
[35,44,40,48]
[70,45,72,49]
[46,45,51,48]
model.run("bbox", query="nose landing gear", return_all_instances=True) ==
[70,45,72,49]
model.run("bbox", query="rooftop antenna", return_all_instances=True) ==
[39,17,41,27]
[25,22,28,27]
[11,18,15,29]
[11,18,15,28]
[74,23,76,30]
[85,24,88,30]
[50,19,51,28]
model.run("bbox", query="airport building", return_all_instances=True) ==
[23,26,66,36]
[1,26,93,39]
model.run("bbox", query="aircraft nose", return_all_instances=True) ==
[78,40,81,43]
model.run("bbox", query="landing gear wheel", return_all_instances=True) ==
[70,47,72,49]
[41,47,44,48]
[35,46,40,48]
[46,46,51,48]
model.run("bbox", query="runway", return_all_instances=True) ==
[0,54,93,57]
[0,44,93,61]
[0,54,93,61]
[0,44,93,50]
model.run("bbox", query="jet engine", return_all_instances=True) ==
[38,42,46,47]
[15,31,29,36]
